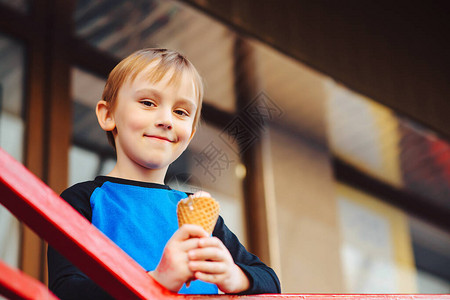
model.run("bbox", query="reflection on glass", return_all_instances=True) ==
[0,0,30,13]
[74,0,166,56]
[398,118,450,208]
[327,84,403,188]
[0,34,25,268]
[74,0,236,112]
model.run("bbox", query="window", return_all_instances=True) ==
[0,34,26,268]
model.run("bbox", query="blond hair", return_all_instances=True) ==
[102,48,203,148]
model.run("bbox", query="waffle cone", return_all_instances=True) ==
[177,196,220,234]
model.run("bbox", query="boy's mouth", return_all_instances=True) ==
[144,134,174,143]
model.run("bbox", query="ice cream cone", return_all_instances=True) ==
[177,195,220,235]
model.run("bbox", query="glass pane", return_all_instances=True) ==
[0,34,25,268]
[69,146,101,186]
[74,0,236,113]
[336,183,417,293]
[410,217,450,293]
[327,83,450,211]
[70,67,114,185]
[0,0,30,14]
[327,84,403,187]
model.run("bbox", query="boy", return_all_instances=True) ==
[47,48,280,298]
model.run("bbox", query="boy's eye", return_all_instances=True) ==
[140,100,155,107]
[174,109,189,117]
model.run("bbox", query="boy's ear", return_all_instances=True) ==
[96,100,116,131]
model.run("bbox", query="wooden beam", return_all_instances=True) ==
[43,0,76,195]
[20,0,49,283]
[233,38,271,264]
[69,36,119,79]
[0,3,40,42]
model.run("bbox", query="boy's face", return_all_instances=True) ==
[110,63,198,172]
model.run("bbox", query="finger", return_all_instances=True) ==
[193,272,223,284]
[192,191,211,198]
[172,224,209,241]
[188,247,225,262]
[179,238,200,251]
[189,260,226,274]
[198,237,224,249]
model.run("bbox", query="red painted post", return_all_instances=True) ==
[0,260,58,300]
[1,147,450,300]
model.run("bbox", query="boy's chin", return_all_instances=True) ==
[141,158,177,171]
[141,161,170,170]
[137,152,184,171]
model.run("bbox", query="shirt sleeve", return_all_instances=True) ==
[212,216,281,294]
[47,182,114,300]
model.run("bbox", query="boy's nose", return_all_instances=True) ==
[156,121,172,130]
[155,110,173,130]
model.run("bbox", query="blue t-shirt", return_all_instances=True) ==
[90,178,218,294]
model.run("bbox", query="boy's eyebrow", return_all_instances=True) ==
[175,98,197,111]
[135,88,160,98]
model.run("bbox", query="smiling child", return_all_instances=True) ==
[47,48,280,299]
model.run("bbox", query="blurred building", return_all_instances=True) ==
[0,0,449,294]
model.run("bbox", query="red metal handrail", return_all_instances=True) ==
[0,147,172,299]
[0,260,58,300]
[0,147,449,300]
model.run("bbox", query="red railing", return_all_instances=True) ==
[0,260,58,300]
[0,147,449,300]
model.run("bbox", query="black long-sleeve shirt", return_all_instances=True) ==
[48,176,280,299]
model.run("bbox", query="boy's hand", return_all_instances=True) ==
[187,237,250,294]
[149,224,208,292]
